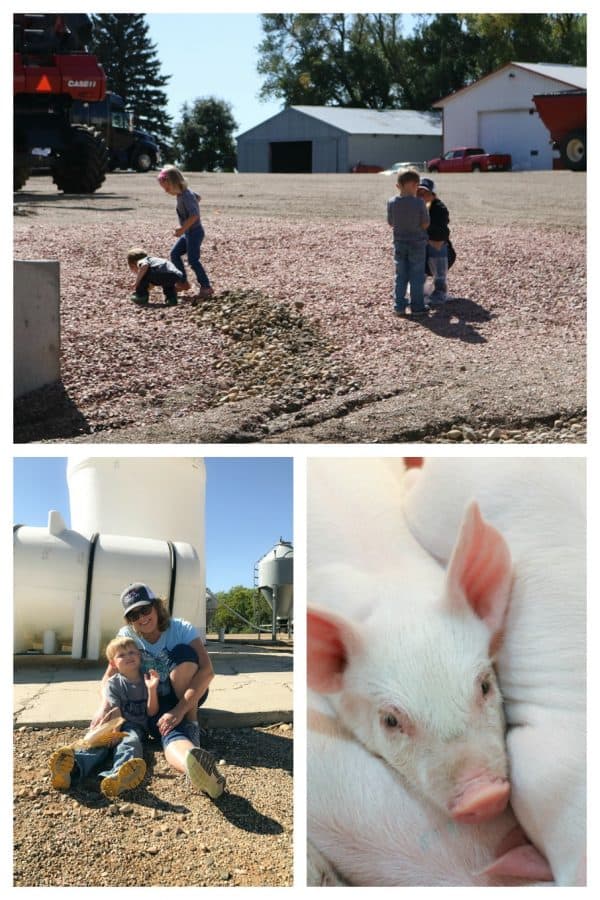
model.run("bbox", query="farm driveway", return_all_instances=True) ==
[13,171,586,444]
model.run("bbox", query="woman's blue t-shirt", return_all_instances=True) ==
[118,618,199,694]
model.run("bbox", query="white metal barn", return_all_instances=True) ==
[236,106,442,173]
[435,62,586,171]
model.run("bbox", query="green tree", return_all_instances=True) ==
[463,13,586,74]
[212,586,272,633]
[401,14,482,108]
[257,13,411,108]
[173,97,237,171]
[257,12,586,111]
[89,13,172,143]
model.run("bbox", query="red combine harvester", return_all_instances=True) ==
[533,89,586,172]
[14,13,109,192]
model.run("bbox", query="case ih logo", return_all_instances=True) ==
[67,79,97,88]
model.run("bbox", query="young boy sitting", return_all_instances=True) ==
[127,247,189,307]
[48,637,156,799]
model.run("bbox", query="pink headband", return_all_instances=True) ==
[157,169,169,183]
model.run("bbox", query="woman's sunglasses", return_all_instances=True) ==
[126,603,154,623]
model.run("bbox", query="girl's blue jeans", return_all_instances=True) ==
[426,243,449,291]
[394,239,427,312]
[72,723,145,781]
[170,225,211,289]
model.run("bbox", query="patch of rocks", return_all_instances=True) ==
[428,413,586,444]
[13,724,292,888]
[190,289,361,409]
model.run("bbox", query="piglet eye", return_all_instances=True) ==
[380,708,405,731]
[481,680,491,696]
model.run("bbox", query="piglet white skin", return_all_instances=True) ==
[308,499,513,826]
[308,459,512,820]
[397,457,586,886]
[308,691,551,887]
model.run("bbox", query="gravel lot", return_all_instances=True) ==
[13,723,293,887]
[13,171,586,444]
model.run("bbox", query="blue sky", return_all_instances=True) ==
[13,456,293,593]
[144,13,283,136]
[142,10,419,136]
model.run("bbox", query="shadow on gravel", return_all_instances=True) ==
[409,297,492,344]
[14,380,91,443]
[209,727,293,775]
[212,790,284,834]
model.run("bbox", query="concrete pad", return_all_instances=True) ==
[13,644,293,730]
[14,259,61,398]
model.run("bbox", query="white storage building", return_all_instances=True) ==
[434,62,586,171]
[236,106,442,173]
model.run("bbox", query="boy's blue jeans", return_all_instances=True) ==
[394,239,427,312]
[72,723,145,781]
[171,225,211,289]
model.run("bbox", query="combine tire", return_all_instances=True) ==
[14,165,30,191]
[52,124,109,193]
[559,129,586,172]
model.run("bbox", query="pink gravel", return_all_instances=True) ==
[13,182,586,442]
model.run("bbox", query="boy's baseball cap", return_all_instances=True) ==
[120,583,156,614]
[418,176,435,193]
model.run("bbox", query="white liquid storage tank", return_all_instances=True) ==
[14,457,207,658]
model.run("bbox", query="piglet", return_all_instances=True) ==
[309,500,513,825]
[308,688,553,886]
[397,457,586,886]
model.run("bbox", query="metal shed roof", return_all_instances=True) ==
[435,61,586,106]
[289,106,442,136]
[511,62,586,89]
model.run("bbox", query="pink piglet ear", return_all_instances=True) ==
[444,502,512,637]
[307,606,360,694]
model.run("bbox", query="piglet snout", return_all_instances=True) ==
[449,776,510,823]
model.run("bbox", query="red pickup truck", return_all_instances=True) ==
[427,147,512,173]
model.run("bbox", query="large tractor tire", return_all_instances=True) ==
[559,129,586,172]
[52,124,109,193]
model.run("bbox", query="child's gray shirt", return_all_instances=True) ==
[105,673,149,729]
[387,195,429,242]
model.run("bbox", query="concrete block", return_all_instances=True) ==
[14,259,60,398]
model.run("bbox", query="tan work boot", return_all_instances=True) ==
[48,746,75,790]
[100,757,146,799]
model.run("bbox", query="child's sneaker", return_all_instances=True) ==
[185,747,226,799]
[428,290,447,306]
[49,746,75,790]
[100,757,146,799]
[130,292,149,305]
[165,290,178,306]
[198,286,214,299]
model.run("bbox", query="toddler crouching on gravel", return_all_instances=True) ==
[127,247,188,307]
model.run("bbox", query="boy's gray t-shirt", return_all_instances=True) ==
[105,673,148,729]
[387,195,429,241]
